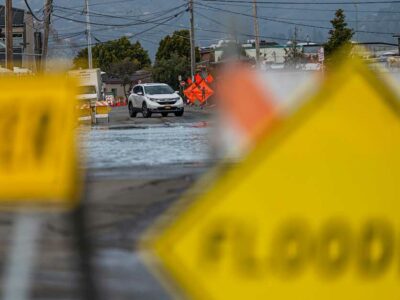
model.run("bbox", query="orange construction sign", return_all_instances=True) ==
[183,83,198,103]
[192,81,214,104]
[184,74,214,104]
[205,74,214,83]
[195,73,203,85]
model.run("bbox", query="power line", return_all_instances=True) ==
[52,3,188,21]
[51,5,326,49]
[49,0,399,52]
[52,13,174,27]
[54,1,398,25]
[197,2,396,35]
[52,6,187,29]
[196,10,308,41]
[57,26,221,44]
[50,10,186,50]
[50,17,311,51]
[197,1,400,13]
[200,0,400,5]
[48,2,395,52]
[83,0,140,8]
[128,10,186,39]
[23,0,43,22]
[54,0,141,10]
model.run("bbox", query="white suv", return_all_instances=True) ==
[128,83,184,118]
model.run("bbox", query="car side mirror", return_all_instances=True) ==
[137,92,143,96]
[175,91,179,94]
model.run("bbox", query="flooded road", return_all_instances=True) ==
[80,124,211,169]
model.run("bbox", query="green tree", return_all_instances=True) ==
[152,52,190,89]
[108,59,139,97]
[155,30,200,62]
[324,9,354,58]
[73,37,151,71]
[153,30,200,89]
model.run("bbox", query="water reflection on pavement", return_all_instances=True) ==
[79,123,211,169]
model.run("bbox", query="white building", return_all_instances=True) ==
[214,42,296,64]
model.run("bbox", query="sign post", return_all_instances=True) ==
[3,213,42,300]
[318,47,325,72]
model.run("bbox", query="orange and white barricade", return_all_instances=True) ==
[76,100,92,123]
[95,101,111,123]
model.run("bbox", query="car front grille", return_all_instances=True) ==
[157,100,177,105]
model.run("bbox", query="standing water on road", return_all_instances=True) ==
[79,124,211,169]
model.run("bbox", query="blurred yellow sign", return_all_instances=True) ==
[144,59,400,299]
[0,75,78,206]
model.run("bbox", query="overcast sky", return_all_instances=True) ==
[3,0,399,61]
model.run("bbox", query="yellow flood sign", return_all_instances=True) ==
[144,59,400,300]
[0,75,78,206]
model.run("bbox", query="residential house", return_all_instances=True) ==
[103,69,152,99]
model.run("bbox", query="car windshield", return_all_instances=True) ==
[145,85,174,95]
[79,85,97,94]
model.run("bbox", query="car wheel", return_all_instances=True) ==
[174,110,184,117]
[142,102,152,118]
[161,112,168,117]
[128,103,137,117]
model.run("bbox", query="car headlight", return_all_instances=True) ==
[148,98,158,102]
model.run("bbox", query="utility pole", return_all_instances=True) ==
[354,0,359,41]
[252,0,260,64]
[5,0,13,70]
[393,34,400,56]
[41,0,53,71]
[189,0,196,80]
[85,0,93,69]
[293,27,299,67]
[398,37,400,57]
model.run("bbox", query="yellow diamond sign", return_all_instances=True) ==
[0,75,79,206]
[143,58,400,300]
